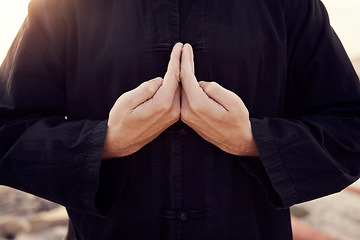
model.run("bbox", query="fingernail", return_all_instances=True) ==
[174,42,183,47]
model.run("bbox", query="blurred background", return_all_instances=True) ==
[0,0,359,239]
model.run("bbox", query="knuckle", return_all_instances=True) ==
[117,92,130,107]
[154,77,163,86]
[145,83,157,96]
[157,101,172,113]
[166,70,180,82]
[175,71,180,82]
[205,81,218,92]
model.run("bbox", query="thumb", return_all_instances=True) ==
[199,81,243,111]
[125,77,163,109]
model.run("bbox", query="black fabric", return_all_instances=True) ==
[0,0,359,239]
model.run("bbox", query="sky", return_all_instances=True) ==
[0,0,30,63]
[0,0,359,63]
[321,0,360,59]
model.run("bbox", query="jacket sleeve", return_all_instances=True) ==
[247,0,360,209]
[0,0,125,216]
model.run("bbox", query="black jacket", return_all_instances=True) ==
[0,0,359,239]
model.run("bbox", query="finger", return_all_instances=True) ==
[199,81,243,111]
[181,43,195,74]
[165,42,183,83]
[158,43,183,102]
[180,44,203,98]
[125,77,163,109]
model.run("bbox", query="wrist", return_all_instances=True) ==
[233,120,259,157]
[101,125,119,160]
[243,121,259,157]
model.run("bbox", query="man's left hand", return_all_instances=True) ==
[180,44,259,157]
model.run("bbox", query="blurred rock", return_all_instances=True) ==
[291,215,338,240]
[0,215,30,239]
[29,207,68,232]
[0,186,68,239]
[0,186,59,217]
[290,205,310,218]
[294,190,360,240]
[15,226,68,240]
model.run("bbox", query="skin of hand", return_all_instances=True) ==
[180,43,259,156]
[101,43,183,159]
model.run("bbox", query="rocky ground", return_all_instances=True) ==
[1,185,360,240]
[292,186,360,240]
[0,59,360,240]
[0,186,68,240]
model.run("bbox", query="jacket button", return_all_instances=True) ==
[177,211,188,221]
[178,128,188,135]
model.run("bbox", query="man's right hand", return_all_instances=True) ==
[101,43,183,159]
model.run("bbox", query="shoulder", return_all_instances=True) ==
[280,0,330,32]
[28,0,70,12]
[27,0,75,22]
[281,0,328,17]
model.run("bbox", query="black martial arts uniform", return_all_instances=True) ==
[0,0,359,239]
